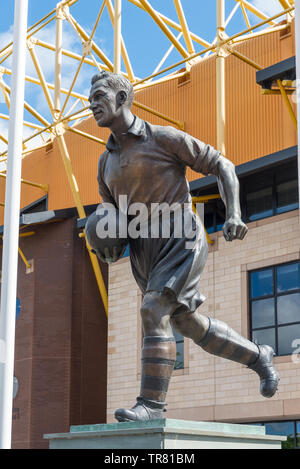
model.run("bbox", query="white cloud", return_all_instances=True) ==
[0,16,104,149]
[251,0,282,18]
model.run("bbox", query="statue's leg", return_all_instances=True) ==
[114,291,178,422]
[171,309,279,398]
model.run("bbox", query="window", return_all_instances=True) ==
[204,198,225,234]
[171,325,184,370]
[201,161,299,233]
[246,186,273,221]
[245,420,300,449]
[249,261,300,356]
[122,244,130,258]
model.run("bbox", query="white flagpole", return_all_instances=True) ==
[0,0,28,449]
[295,2,300,220]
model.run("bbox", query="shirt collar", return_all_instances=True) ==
[106,116,146,151]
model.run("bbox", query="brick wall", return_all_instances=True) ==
[107,210,300,424]
[6,218,108,448]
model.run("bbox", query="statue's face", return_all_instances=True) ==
[89,80,119,128]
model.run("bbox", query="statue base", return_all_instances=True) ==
[44,419,285,449]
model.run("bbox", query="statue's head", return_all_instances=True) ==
[89,71,134,128]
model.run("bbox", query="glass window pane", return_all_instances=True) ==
[204,205,214,234]
[172,326,183,343]
[252,328,276,352]
[296,421,300,448]
[246,187,273,221]
[174,341,184,370]
[251,298,275,328]
[278,324,300,356]
[276,180,299,214]
[250,268,273,298]
[265,422,295,449]
[216,201,225,233]
[277,263,300,293]
[171,325,184,370]
[277,293,300,325]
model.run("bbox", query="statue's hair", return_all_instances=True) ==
[91,71,134,106]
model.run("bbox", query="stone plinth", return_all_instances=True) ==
[44,419,286,449]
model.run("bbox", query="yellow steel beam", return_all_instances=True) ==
[56,131,85,219]
[0,50,13,67]
[277,79,297,129]
[234,0,276,25]
[19,231,35,238]
[0,105,90,157]
[0,232,33,269]
[193,195,221,203]
[216,0,226,156]
[0,79,10,110]
[106,0,135,81]
[132,100,184,130]
[66,125,107,146]
[0,15,57,66]
[88,51,103,74]
[225,2,240,28]
[56,130,108,316]
[278,0,292,9]
[227,46,262,70]
[127,0,211,48]
[34,38,114,75]
[66,12,114,71]
[173,0,195,55]
[138,0,189,59]
[282,80,294,87]
[59,56,85,118]
[191,202,214,245]
[27,39,55,118]
[0,173,49,192]
[18,247,31,270]
[89,0,106,42]
[0,78,51,128]
[240,1,252,32]
[133,71,187,91]
[278,0,294,21]
[0,134,8,145]
[133,6,294,87]
[262,89,294,95]
[67,109,92,122]
[0,65,89,102]
[0,113,49,133]
[54,5,63,115]
[0,0,79,64]
[113,0,122,74]
[151,32,183,78]
[231,23,290,44]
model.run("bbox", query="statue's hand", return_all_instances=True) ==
[223,216,248,242]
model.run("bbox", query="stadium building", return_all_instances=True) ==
[0,0,299,449]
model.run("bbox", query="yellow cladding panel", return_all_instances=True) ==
[0,21,296,223]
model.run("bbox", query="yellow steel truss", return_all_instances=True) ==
[0,0,296,316]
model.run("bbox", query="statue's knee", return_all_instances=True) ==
[140,295,156,321]
[140,292,173,336]
[171,313,192,337]
[171,311,209,341]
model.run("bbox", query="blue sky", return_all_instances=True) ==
[0,0,285,151]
